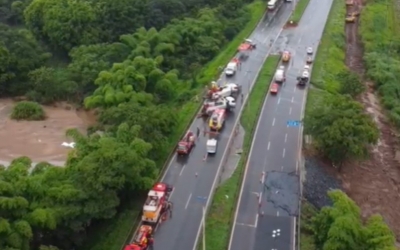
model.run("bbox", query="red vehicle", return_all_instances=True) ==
[270,83,279,94]
[125,225,154,250]
[177,130,195,155]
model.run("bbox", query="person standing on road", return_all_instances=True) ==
[196,127,200,139]
[167,201,173,218]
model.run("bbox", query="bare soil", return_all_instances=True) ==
[333,0,400,243]
[0,99,96,165]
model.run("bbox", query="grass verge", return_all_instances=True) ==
[300,200,317,250]
[198,55,281,250]
[289,0,312,24]
[309,0,346,92]
[82,2,267,250]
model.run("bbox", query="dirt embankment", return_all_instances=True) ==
[0,99,96,165]
[338,0,400,242]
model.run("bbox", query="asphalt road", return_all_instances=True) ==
[228,0,334,249]
[128,3,296,250]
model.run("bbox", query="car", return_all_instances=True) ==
[245,39,256,49]
[270,83,279,94]
[306,56,313,64]
[306,47,313,54]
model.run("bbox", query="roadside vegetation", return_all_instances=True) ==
[303,0,397,247]
[0,0,268,249]
[359,0,400,127]
[306,0,377,168]
[198,55,280,250]
[289,0,311,24]
[300,190,396,250]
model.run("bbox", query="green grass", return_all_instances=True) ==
[310,0,346,92]
[289,0,312,24]
[300,201,318,250]
[81,2,267,250]
[198,55,281,250]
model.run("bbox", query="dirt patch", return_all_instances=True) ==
[0,99,96,165]
[338,0,400,242]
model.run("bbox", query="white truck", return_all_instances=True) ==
[206,138,218,154]
[274,66,285,83]
[202,97,236,115]
[211,83,241,99]
[225,62,238,76]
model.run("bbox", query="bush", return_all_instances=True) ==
[11,101,46,121]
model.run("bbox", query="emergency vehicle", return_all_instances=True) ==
[124,225,154,250]
[209,108,226,131]
[176,130,195,155]
[210,83,240,100]
[225,58,240,76]
[142,183,172,224]
[201,97,236,116]
[282,51,291,62]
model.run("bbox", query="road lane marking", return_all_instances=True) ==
[277,210,280,216]
[227,20,288,250]
[179,164,186,176]
[253,214,259,228]
[272,118,276,126]
[284,133,288,143]
[281,166,284,171]
[278,97,281,104]
[282,148,286,158]
[293,86,296,92]
[236,222,257,228]
[185,193,192,209]
[267,141,271,150]
[289,107,292,115]
[291,96,294,103]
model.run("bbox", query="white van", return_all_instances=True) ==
[225,62,237,76]
[207,139,218,154]
[274,66,285,82]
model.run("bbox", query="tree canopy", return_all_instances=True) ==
[0,0,256,248]
[311,190,396,250]
[304,94,379,168]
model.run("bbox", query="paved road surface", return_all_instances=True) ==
[129,3,295,250]
[228,0,334,249]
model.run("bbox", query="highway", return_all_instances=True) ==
[228,0,334,249]
[129,3,296,250]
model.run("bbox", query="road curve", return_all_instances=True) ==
[228,0,334,249]
[129,3,296,250]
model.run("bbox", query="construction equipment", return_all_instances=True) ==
[176,130,195,155]
[209,108,226,131]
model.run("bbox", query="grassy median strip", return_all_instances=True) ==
[82,2,267,250]
[198,55,281,250]
[289,0,312,24]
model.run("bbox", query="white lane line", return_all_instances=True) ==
[284,133,288,143]
[277,210,280,216]
[179,164,186,176]
[293,86,296,92]
[267,141,271,150]
[236,222,257,228]
[272,118,276,126]
[278,97,281,104]
[282,148,286,158]
[289,107,292,115]
[291,96,294,103]
[185,193,192,210]
[253,214,259,228]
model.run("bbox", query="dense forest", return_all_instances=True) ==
[0,0,256,248]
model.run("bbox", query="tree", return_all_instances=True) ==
[24,0,101,51]
[99,102,178,161]
[27,67,77,104]
[68,43,130,100]
[304,94,379,168]
[0,24,50,96]
[311,190,396,250]
[337,70,365,97]
[11,101,45,120]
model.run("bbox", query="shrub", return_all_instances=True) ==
[11,101,46,121]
